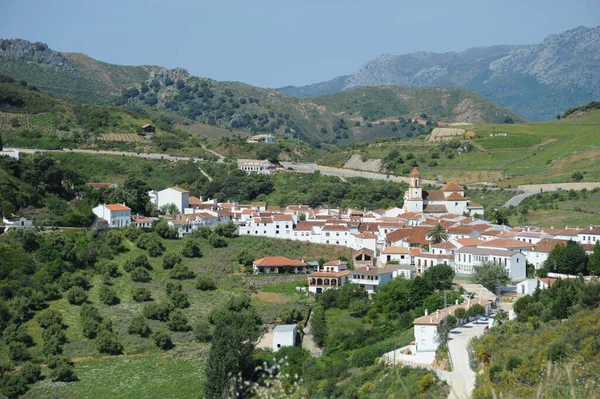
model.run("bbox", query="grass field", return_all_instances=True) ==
[12,234,351,398]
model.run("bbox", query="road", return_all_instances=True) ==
[446,321,487,399]
[503,190,537,208]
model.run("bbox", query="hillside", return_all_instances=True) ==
[0,38,525,146]
[309,86,526,124]
[0,39,163,104]
[317,105,600,186]
[280,26,600,121]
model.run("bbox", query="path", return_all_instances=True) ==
[446,321,487,399]
[199,143,225,162]
[199,167,213,181]
[503,190,537,208]
[502,181,600,208]
[301,315,323,357]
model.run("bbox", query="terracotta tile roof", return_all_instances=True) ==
[457,238,485,247]
[432,241,457,249]
[381,246,410,254]
[468,202,484,208]
[105,204,130,211]
[353,248,375,256]
[267,206,281,211]
[359,222,380,232]
[386,227,430,245]
[168,186,189,193]
[413,299,491,326]
[294,221,326,230]
[536,238,568,247]
[422,190,446,201]
[402,213,423,220]
[355,232,377,239]
[448,226,475,235]
[352,265,398,275]
[579,226,600,235]
[252,202,267,207]
[322,225,350,231]
[456,247,519,256]
[479,238,533,249]
[217,210,232,217]
[132,217,153,223]
[253,257,306,267]
[323,260,347,267]
[272,214,294,222]
[441,182,464,192]
[471,224,493,231]
[423,204,449,214]
[446,192,468,200]
[286,205,310,211]
[410,168,421,177]
[410,248,423,255]
[310,270,351,278]
[189,196,202,205]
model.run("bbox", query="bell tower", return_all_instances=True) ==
[403,168,423,212]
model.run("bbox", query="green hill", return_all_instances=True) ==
[308,86,527,124]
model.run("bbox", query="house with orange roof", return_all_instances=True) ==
[352,232,378,253]
[577,225,600,245]
[131,216,154,228]
[321,224,351,246]
[455,246,526,280]
[402,168,483,216]
[308,259,351,294]
[349,264,408,294]
[253,257,307,274]
[239,213,294,240]
[379,246,410,265]
[92,204,131,228]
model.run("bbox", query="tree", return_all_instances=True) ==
[491,208,509,226]
[47,356,77,382]
[67,286,88,305]
[493,309,508,326]
[571,171,584,182]
[0,373,29,398]
[422,264,455,291]
[169,264,195,280]
[80,304,103,339]
[471,261,510,292]
[310,305,328,347]
[143,302,173,321]
[195,275,217,291]
[208,233,227,248]
[589,241,600,275]
[203,305,262,399]
[182,239,202,258]
[99,285,119,305]
[123,254,152,273]
[335,283,367,309]
[427,223,448,244]
[545,241,588,275]
[130,267,152,282]
[454,308,467,325]
[132,287,152,302]
[105,230,124,251]
[193,319,212,342]
[167,310,190,332]
[349,298,370,318]
[96,329,123,355]
[153,219,179,239]
[436,315,456,345]
[152,331,173,350]
[468,304,486,323]
[19,362,41,384]
[127,314,151,337]
[8,341,30,363]
[162,252,182,269]
[123,177,150,214]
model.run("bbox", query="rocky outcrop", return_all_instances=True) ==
[0,39,73,71]
[148,67,190,85]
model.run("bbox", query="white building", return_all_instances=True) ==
[349,265,400,295]
[0,148,19,160]
[92,204,131,228]
[238,159,276,174]
[273,324,297,352]
[379,246,410,266]
[156,187,190,214]
[308,260,351,294]
[454,247,526,280]
[578,226,600,245]
[247,134,276,143]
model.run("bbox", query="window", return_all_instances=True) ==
[275,230,279,234]
[277,344,281,348]
[325,233,330,237]
[263,230,266,234]
[516,257,520,263]
[276,225,279,229]
[336,232,340,236]
[421,327,426,332]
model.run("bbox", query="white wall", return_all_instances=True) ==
[414,324,438,352]
[157,188,189,213]
[273,328,297,352]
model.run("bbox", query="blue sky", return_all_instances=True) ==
[2,0,599,88]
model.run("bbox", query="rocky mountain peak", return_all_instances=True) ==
[0,38,74,72]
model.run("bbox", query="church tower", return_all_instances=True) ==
[403,168,423,213]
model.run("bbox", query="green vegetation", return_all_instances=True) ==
[470,279,600,398]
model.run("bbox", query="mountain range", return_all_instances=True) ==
[279,26,600,121]
[0,38,523,145]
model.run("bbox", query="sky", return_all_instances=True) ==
[1,0,599,88]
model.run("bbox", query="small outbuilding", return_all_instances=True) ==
[273,324,297,352]
[141,124,156,133]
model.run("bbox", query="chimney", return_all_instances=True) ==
[455,299,459,305]
[425,309,428,316]
[591,225,594,231]
[430,317,433,323]
[436,309,440,319]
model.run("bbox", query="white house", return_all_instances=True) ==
[454,247,526,280]
[247,134,276,143]
[351,232,377,253]
[238,159,276,174]
[0,148,19,160]
[321,225,351,247]
[578,226,600,245]
[92,204,131,228]
[273,324,297,352]
[379,246,410,266]
[349,265,400,295]
[2,217,33,230]
[252,257,307,274]
[308,260,351,294]
[156,187,190,214]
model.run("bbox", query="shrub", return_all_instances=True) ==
[143,302,173,321]
[169,264,195,280]
[2,324,34,346]
[195,275,216,291]
[80,304,103,339]
[182,239,202,258]
[489,364,503,384]
[349,299,370,318]
[99,285,119,305]
[67,286,88,305]
[208,233,227,248]
[418,374,435,393]
[505,356,522,372]
[47,356,77,382]
[130,267,152,282]
[96,329,123,355]
[132,287,152,302]
[162,252,182,269]
[193,226,211,239]
[8,342,30,363]
[97,260,119,277]
[0,373,28,398]
[546,342,568,362]
[193,319,212,342]
[19,361,42,384]
[167,310,190,332]
[105,230,124,251]
[169,290,189,309]
[278,307,303,324]
[152,331,173,350]
[127,314,151,337]
[123,254,152,273]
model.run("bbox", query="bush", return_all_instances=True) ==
[546,342,568,362]
[167,310,190,332]
[418,374,435,393]
[96,329,123,355]
[349,299,370,318]
[8,342,30,363]
[127,314,151,337]
[193,319,212,342]
[505,356,522,372]
[162,252,182,269]
[169,290,189,309]
[193,226,211,239]
[80,304,103,339]
[67,286,88,305]
[278,307,304,324]
[208,233,227,248]
[130,267,152,282]
[2,324,34,346]
[19,362,42,384]
[132,287,152,302]
[152,331,173,350]
[195,275,216,291]
[489,364,503,384]
[123,254,152,273]
[182,239,202,258]
[47,356,77,382]
[169,264,195,280]
[97,260,119,277]
[99,285,119,305]
[143,302,173,321]
[0,373,29,398]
